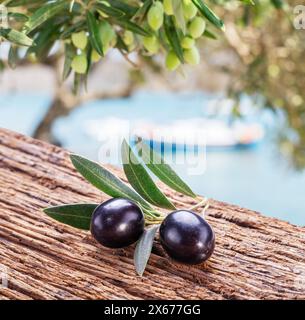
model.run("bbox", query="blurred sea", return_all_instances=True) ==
[1,91,305,226]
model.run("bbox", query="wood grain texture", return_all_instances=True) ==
[0,128,305,300]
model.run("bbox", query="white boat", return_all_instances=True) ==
[133,118,264,150]
[84,117,264,151]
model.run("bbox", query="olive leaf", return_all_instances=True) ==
[114,19,150,37]
[132,0,152,22]
[121,140,176,210]
[0,29,34,47]
[203,29,217,40]
[86,11,104,56]
[94,2,125,18]
[43,203,98,230]
[136,140,197,198]
[106,0,138,17]
[172,0,186,34]
[164,15,184,63]
[26,18,63,60]
[61,20,86,40]
[62,43,75,81]
[191,0,225,31]
[24,0,67,34]
[8,12,29,23]
[70,154,152,209]
[8,45,19,69]
[134,224,159,276]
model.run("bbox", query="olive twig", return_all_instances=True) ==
[138,203,165,220]
[145,221,161,226]
[144,209,165,221]
[200,201,210,219]
[188,197,209,211]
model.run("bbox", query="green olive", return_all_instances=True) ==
[71,31,88,50]
[188,17,206,39]
[163,0,174,15]
[99,21,116,53]
[142,36,159,54]
[166,51,180,71]
[183,47,200,65]
[28,53,37,63]
[181,36,195,49]
[123,31,134,46]
[147,1,164,31]
[71,54,88,74]
[91,49,101,63]
[183,0,198,20]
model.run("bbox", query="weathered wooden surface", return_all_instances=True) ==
[0,128,305,300]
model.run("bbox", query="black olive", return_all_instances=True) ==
[91,198,144,248]
[159,210,215,264]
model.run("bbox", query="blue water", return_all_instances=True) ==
[0,94,51,136]
[1,92,305,225]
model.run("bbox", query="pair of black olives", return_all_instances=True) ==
[91,198,215,265]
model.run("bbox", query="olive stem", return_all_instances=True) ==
[200,202,210,219]
[145,221,161,226]
[142,198,211,224]
[145,212,165,221]
[188,197,209,211]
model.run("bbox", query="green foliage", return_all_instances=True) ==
[46,140,197,226]
[134,224,159,276]
[44,203,98,230]
[218,0,304,170]
[44,140,200,275]
[121,139,176,210]
[0,0,226,91]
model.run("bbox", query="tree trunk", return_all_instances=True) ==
[32,84,135,143]
[0,128,305,300]
[33,94,69,143]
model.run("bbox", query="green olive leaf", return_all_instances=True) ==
[8,12,29,23]
[134,224,159,277]
[203,29,217,40]
[70,154,152,209]
[164,15,184,63]
[115,19,150,37]
[8,45,19,69]
[136,140,197,198]
[94,2,125,18]
[172,0,186,34]
[62,43,75,81]
[106,0,138,17]
[86,11,104,56]
[191,0,225,31]
[24,0,67,34]
[121,140,176,210]
[0,29,34,47]
[43,203,98,230]
[132,0,152,22]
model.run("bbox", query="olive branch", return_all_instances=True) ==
[0,0,229,92]
[43,139,209,276]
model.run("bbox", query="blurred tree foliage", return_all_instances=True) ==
[0,0,229,141]
[214,0,305,170]
[1,1,304,170]
[0,0,227,90]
